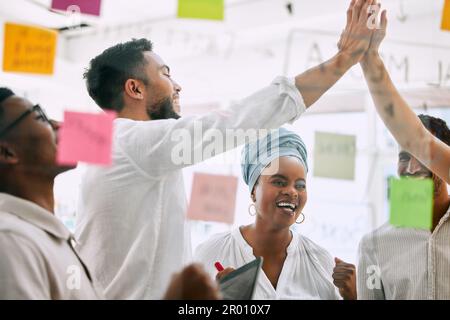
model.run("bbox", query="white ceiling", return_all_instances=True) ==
[0,0,445,33]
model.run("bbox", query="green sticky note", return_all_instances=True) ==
[313,131,356,180]
[177,0,224,20]
[389,178,434,230]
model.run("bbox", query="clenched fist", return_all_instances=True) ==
[332,257,357,300]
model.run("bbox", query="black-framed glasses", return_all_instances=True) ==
[0,104,50,138]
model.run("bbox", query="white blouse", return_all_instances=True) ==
[194,228,340,300]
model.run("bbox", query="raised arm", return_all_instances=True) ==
[296,0,375,107]
[120,0,379,178]
[355,1,450,183]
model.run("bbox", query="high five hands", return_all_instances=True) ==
[337,0,388,66]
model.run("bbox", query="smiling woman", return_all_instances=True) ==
[251,156,307,229]
[194,128,342,300]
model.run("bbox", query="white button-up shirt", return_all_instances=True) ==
[194,228,340,300]
[75,76,306,299]
[357,205,450,299]
[0,193,101,299]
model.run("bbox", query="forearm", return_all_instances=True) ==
[362,53,450,183]
[361,53,431,153]
[295,52,355,108]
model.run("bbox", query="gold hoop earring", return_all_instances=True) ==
[248,203,257,216]
[296,212,305,224]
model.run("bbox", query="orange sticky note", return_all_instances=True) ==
[187,173,238,224]
[57,111,116,166]
[442,0,450,31]
[3,22,58,75]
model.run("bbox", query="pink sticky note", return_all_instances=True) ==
[57,110,116,166]
[51,0,102,16]
[187,173,238,224]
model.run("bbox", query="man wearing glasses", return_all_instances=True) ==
[0,87,102,299]
[0,87,221,299]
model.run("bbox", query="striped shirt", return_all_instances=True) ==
[357,205,450,300]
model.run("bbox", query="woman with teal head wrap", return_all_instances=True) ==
[195,128,344,300]
[241,127,309,195]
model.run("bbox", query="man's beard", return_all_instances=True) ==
[147,97,180,120]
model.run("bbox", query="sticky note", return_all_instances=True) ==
[177,0,224,21]
[389,178,433,230]
[51,0,102,16]
[57,111,116,166]
[187,173,238,224]
[313,131,356,180]
[3,23,58,75]
[441,0,450,31]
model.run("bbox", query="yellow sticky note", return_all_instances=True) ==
[442,0,450,31]
[177,0,224,21]
[313,131,356,180]
[3,23,58,75]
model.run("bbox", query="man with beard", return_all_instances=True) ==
[0,87,222,300]
[332,0,450,299]
[356,115,450,299]
[75,0,377,299]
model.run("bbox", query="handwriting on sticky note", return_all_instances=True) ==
[3,23,58,75]
[57,111,116,166]
[389,178,433,230]
[177,0,224,21]
[51,0,102,16]
[187,173,238,224]
[313,131,356,180]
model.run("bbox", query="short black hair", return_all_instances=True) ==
[0,87,14,106]
[418,114,450,146]
[0,87,15,126]
[83,38,153,111]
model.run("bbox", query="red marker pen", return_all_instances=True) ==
[214,262,224,272]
